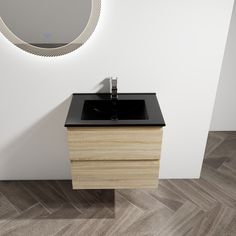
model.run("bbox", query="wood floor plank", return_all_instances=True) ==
[0,193,19,227]
[122,207,174,236]
[221,214,236,236]
[209,137,236,158]
[117,189,174,212]
[0,203,49,235]
[167,180,217,211]
[223,150,236,173]
[89,192,144,236]
[155,201,204,236]
[188,203,236,236]
[54,192,143,236]
[2,203,81,236]
[192,178,236,208]
[218,163,236,181]
[21,181,68,213]
[56,180,114,218]
[201,165,236,199]
[54,207,113,236]
[204,156,229,169]
[145,181,185,211]
[0,181,37,212]
[205,132,225,157]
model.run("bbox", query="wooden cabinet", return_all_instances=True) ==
[67,127,163,189]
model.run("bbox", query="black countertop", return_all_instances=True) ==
[65,93,165,127]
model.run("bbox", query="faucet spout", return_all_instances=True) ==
[110,77,118,100]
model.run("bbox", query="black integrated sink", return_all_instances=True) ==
[81,99,148,120]
[65,93,165,127]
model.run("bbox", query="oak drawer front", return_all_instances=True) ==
[67,127,163,161]
[71,160,159,189]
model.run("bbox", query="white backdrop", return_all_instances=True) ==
[0,0,234,180]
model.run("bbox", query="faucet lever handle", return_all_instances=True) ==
[111,77,118,88]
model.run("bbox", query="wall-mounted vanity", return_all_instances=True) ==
[65,93,165,189]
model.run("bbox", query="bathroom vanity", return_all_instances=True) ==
[65,93,165,189]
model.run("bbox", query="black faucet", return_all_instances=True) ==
[110,77,118,120]
[110,77,118,100]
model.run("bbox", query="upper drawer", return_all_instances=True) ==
[67,127,163,161]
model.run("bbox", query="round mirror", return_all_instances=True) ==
[0,0,101,56]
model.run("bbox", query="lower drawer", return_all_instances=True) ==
[71,160,159,189]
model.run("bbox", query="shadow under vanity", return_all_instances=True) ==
[65,93,165,189]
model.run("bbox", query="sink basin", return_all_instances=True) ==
[65,93,165,126]
[81,99,148,120]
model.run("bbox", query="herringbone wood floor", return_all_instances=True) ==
[0,132,235,236]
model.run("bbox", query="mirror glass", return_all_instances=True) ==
[0,0,101,56]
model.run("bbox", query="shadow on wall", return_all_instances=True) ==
[0,97,72,180]
[93,78,111,93]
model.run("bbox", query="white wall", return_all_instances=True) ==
[0,0,234,180]
[211,3,236,131]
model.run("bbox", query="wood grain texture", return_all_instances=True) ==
[71,160,159,189]
[67,127,163,161]
[67,127,162,189]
